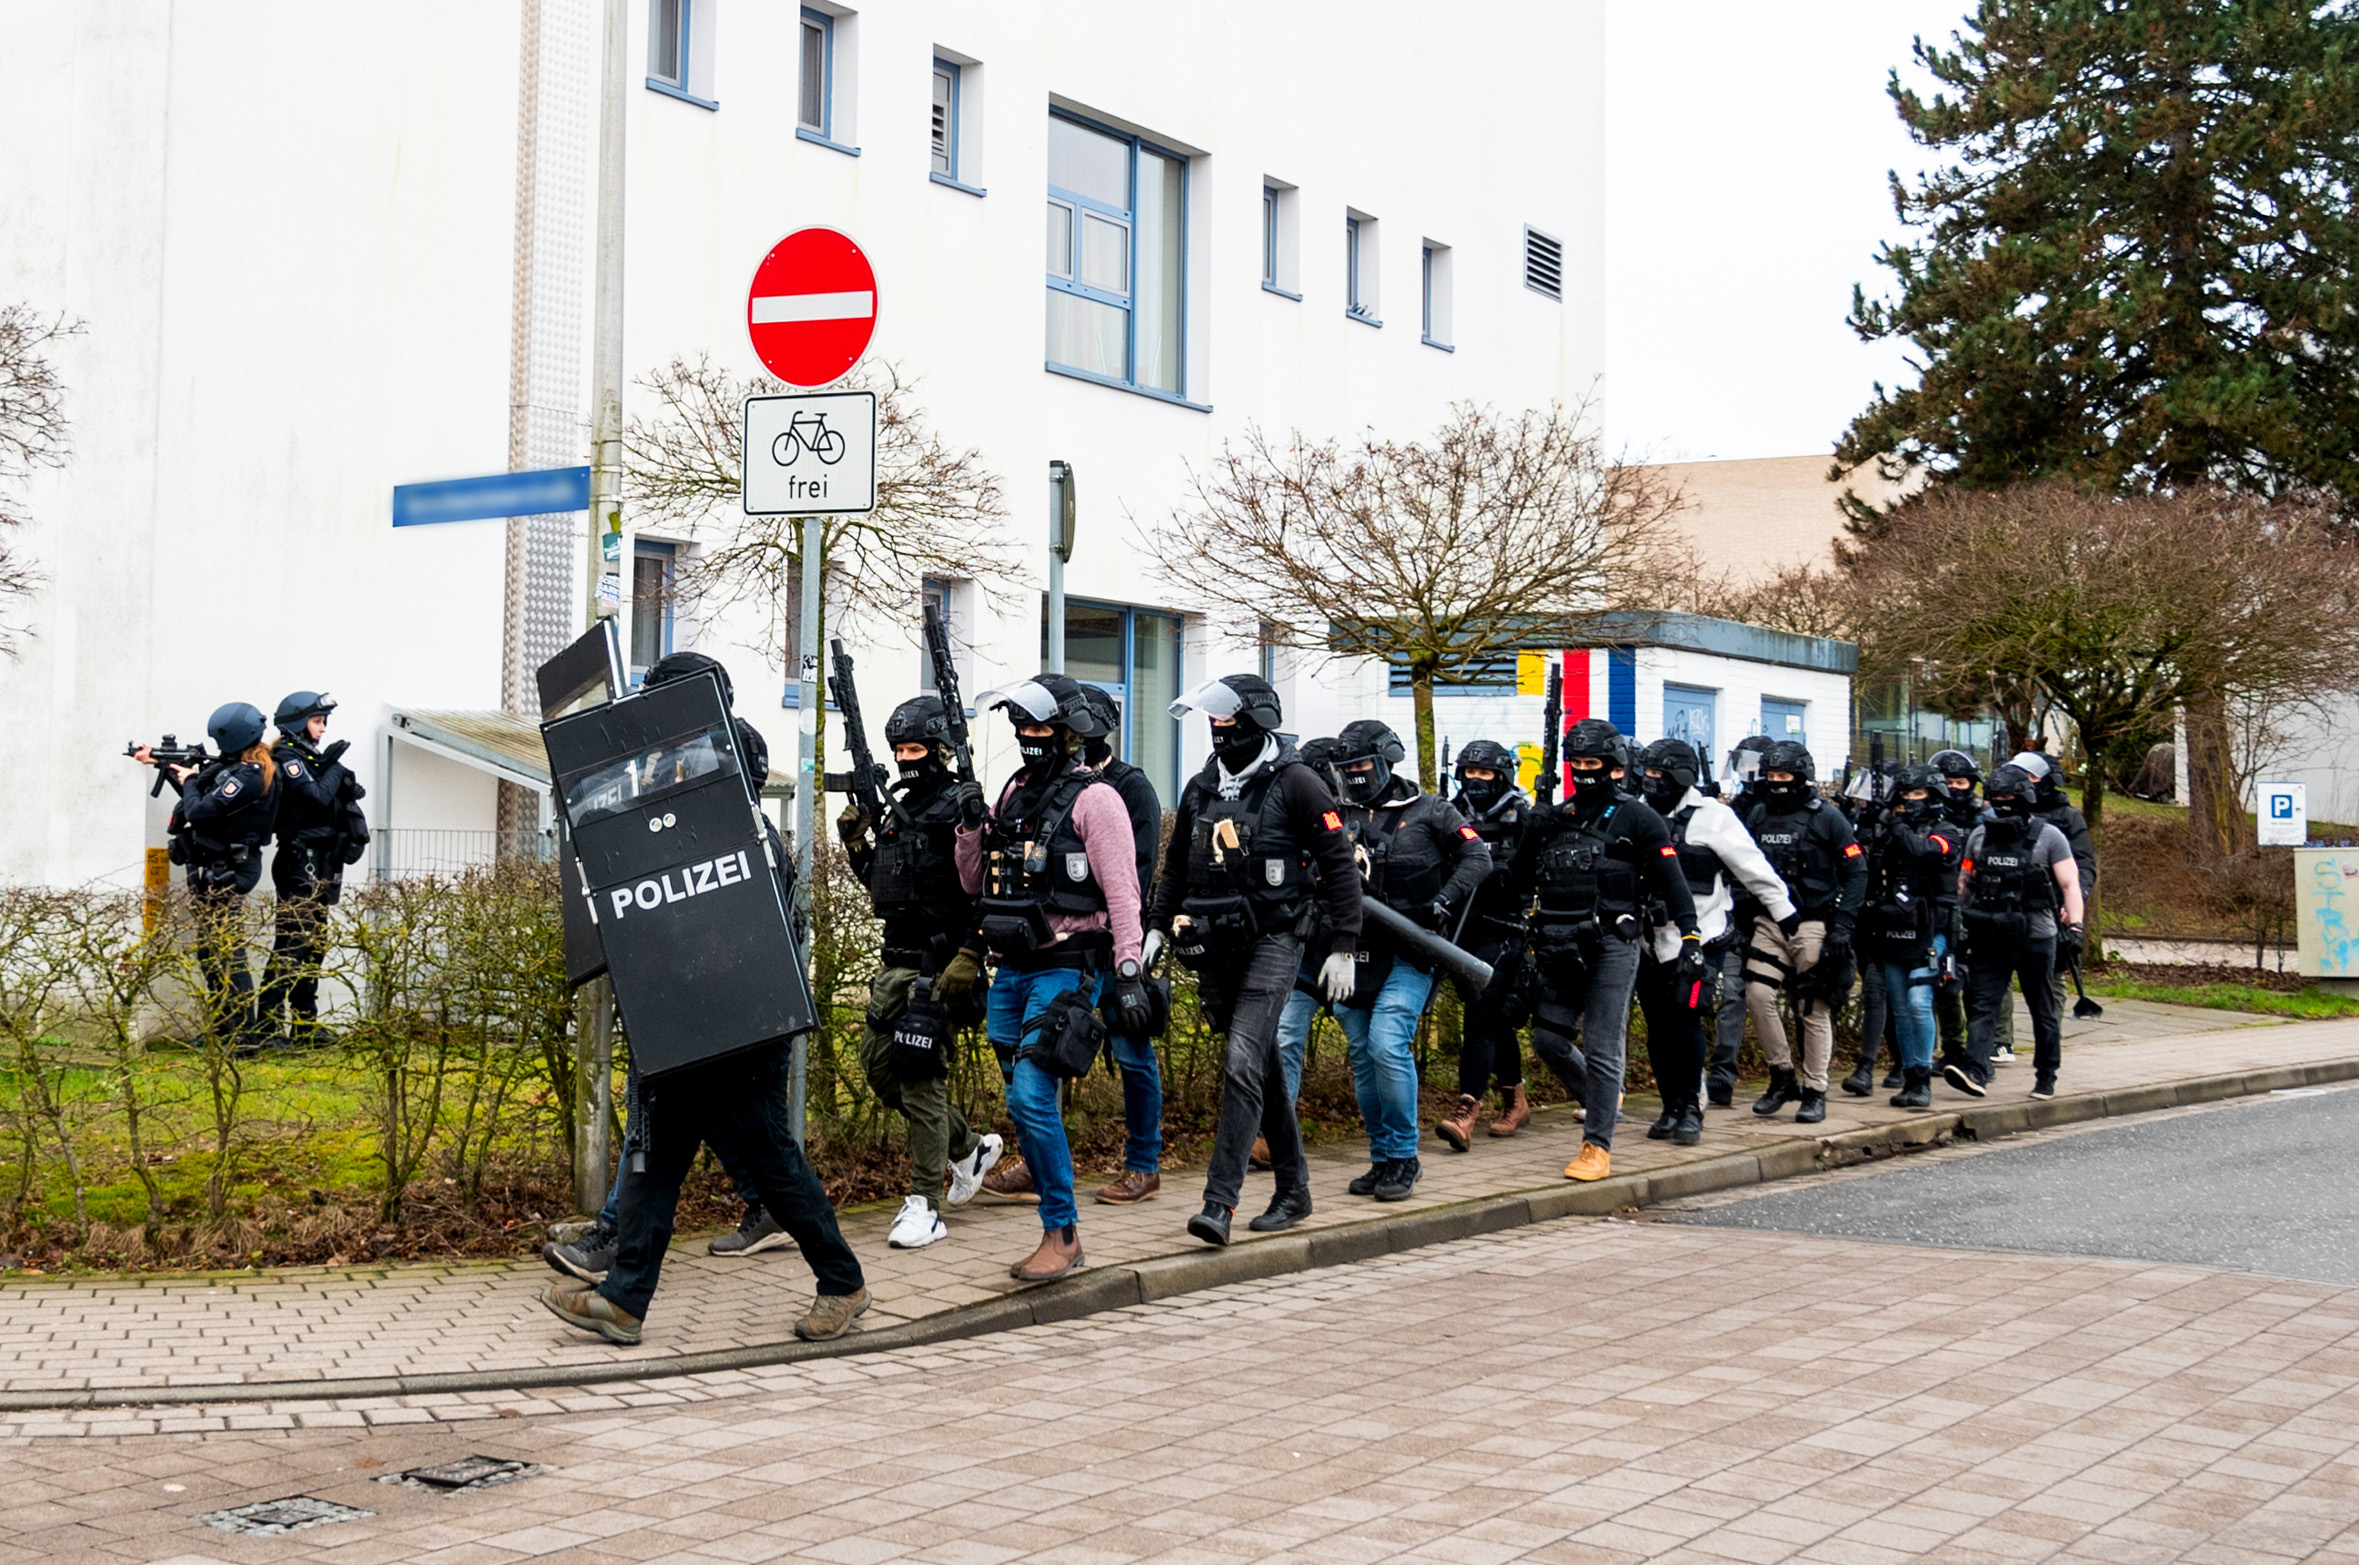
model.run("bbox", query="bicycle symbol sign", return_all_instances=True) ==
[742,390,877,517]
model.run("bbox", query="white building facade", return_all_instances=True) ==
[2,1,1608,885]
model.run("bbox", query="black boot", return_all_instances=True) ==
[1751,1067,1799,1117]
[1249,1187,1313,1232]
[1794,1087,1827,1125]
[1891,1067,1931,1109]
[1840,1051,1876,1097]
[1645,1108,1678,1140]
[1882,1066,1905,1088]
[1671,1101,1703,1147]
[1706,1076,1734,1108]
[1186,1201,1232,1247]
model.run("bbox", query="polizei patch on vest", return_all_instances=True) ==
[604,849,758,920]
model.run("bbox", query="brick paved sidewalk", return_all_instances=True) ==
[0,996,2343,1405]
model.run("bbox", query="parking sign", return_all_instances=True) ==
[2258,780,2307,847]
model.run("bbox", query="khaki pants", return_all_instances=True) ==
[1745,916,1835,1092]
[858,965,979,1206]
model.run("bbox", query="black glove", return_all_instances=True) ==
[1673,934,1709,1005]
[2055,923,2085,967]
[1820,925,1852,968]
[952,779,987,827]
[1430,899,1456,931]
[1777,910,1803,937]
[320,739,351,765]
[1110,962,1152,1035]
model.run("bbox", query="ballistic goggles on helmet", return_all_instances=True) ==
[1170,678,1247,720]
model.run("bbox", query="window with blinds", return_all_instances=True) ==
[1524,226,1563,300]
[930,61,957,177]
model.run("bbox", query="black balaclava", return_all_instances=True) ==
[1459,773,1508,812]
[1017,727,1067,773]
[1567,765,1617,812]
[1213,718,1267,771]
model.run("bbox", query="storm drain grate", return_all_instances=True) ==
[381,1455,548,1494]
[200,1496,373,1536]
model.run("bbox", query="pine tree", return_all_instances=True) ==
[1836,0,2359,853]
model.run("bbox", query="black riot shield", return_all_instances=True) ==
[541,670,817,1076]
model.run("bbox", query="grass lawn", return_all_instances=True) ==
[2081,974,2359,1020]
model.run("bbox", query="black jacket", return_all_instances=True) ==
[1746,796,1869,926]
[1506,795,1700,935]
[1098,756,1162,900]
[1147,747,1364,956]
[171,757,278,893]
[271,735,363,895]
[2033,797,2097,899]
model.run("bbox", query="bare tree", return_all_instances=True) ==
[1153,400,1685,784]
[623,355,1018,661]
[1676,558,1863,642]
[1847,482,2359,943]
[0,305,82,654]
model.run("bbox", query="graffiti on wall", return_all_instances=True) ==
[2296,849,2359,978]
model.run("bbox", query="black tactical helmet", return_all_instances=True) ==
[1335,719,1408,802]
[1984,761,2038,813]
[1928,748,1982,786]
[883,695,952,750]
[980,672,1111,738]
[1893,761,1942,795]
[1454,738,1517,779]
[272,691,337,731]
[1078,686,1122,762]
[645,651,735,708]
[1169,673,1284,732]
[1298,735,1342,783]
[1640,737,1702,792]
[207,702,266,756]
[1563,717,1629,771]
[1761,738,1815,779]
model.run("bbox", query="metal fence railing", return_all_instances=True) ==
[370,828,556,881]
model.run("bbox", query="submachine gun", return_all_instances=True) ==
[1532,662,1563,807]
[125,736,211,797]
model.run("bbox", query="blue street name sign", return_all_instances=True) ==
[392,466,591,527]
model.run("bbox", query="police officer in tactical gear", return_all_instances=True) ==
[137,703,280,1052]
[1635,738,1794,1147]
[1853,764,1963,1108]
[1946,763,2084,1101]
[1743,740,1868,1124]
[1148,675,1361,1246]
[1434,739,1538,1148]
[1506,717,1698,1183]
[1924,748,1987,1065]
[541,652,862,1333]
[1705,733,1779,1104]
[2015,750,2098,1049]
[837,693,1005,1252]
[1309,719,1491,1203]
[958,672,1145,1281]
[1076,684,1166,1206]
[258,692,365,1045]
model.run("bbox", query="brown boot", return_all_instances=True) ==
[1487,1084,1530,1137]
[1010,1223,1084,1282]
[1435,1094,1480,1152]
[1250,1136,1272,1171]
[1095,1169,1161,1204]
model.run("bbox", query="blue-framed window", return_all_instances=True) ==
[1346,212,1379,324]
[798,9,833,137]
[629,540,676,680]
[1385,649,1518,694]
[931,59,959,178]
[1421,242,1453,349]
[1042,597,1184,799]
[1046,111,1187,399]
[645,0,715,108]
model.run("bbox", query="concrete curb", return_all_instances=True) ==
[7,1054,2355,1414]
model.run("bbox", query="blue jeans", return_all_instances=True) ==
[988,964,1093,1232]
[1110,1029,1163,1174]
[1335,962,1437,1162]
[1882,934,1945,1074]
[1276,982,1317,1106]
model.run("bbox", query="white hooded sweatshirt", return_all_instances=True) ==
[1646,784,1797,962]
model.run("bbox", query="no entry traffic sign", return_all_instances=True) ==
[746,228,877,388]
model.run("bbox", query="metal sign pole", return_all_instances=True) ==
[792,512,822,1143]
[1047,460,1073,674]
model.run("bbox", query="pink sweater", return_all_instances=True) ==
[956,769,1144,967]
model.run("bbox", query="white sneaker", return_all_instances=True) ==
[887,1195,948,1250]
[1993,1043,2016,1065]
[946,1133,1004,1208]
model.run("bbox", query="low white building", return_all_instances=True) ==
[3,1,1619,885]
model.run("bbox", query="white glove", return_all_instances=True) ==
[1318,951,1359,1004]
[1142,928,1166,971]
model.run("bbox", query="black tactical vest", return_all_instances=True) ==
[981,770,1105,917]
[865,786,966,924]
[1967,820,2048,918]
[1184,762,1313,922]
[1666,804,1723,900]
[1350,794,1449,916]
[1535,803,1638,921]
[1748,800,1842,909]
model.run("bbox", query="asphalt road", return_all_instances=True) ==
[1688,1084,2359,1284]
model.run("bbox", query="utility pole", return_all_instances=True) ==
[572,0,627,1216]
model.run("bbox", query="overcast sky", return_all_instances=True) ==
[1602,1,1973,464]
